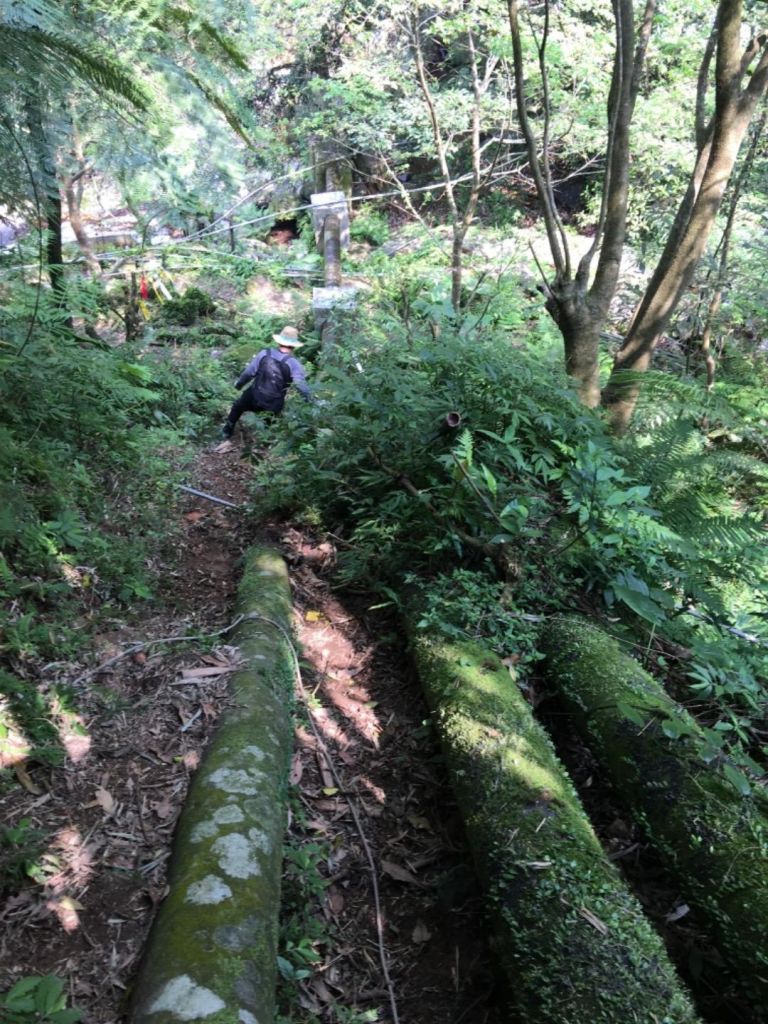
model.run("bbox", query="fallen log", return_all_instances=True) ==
[409,629,700,1024]
[130,547,295,1024]
[541,615,768,1012]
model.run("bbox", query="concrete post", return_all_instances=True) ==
[323,214,342,287]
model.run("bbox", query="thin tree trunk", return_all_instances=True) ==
[411,18,499,315]
[63,123,100,277]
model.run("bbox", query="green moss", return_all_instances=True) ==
[410,630,700,1024]
[129,548,295,1024]
[542,616,768,1012]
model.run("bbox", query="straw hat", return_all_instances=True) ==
[273,325,303,348]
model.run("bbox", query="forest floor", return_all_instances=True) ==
[0,430,502,1024]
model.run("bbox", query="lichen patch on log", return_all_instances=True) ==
[185,875,233,905]
[146,975,226,1019]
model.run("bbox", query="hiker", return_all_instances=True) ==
[222,324,312,438]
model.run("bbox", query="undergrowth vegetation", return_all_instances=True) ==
[250,272,768,794]
[0,282,228,772]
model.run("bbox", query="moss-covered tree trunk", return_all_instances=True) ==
[409,629,700,1024]
[130,548,295,1024]
[541,616,768,1011]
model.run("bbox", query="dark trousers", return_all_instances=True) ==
[224,387,276,434]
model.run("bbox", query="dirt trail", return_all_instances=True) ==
[282,546,501,1023]
[0,438,500,1023]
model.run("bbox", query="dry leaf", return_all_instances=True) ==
[151,797,174,820]
[407,814,431,831]
[306,819,330,833]
[313,798,340,811]
[578,905,609,935]
[95,787,116,814]
[316,752,335,790]
[14,763,43,795]
[412,920,432,943]
[311,978,333,1003]
[180,666,233,679]
[326,887,345,915]
[381,860,420,885]
[184,511,206,523]
[361,801,383,817]
[182,751,200,771]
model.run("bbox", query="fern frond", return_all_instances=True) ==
[626,370,744,434]
[454,428,474,468]
[156,8,250,71]
[693,515,767,553]
[185,72,254,147]
[0,24,150,111]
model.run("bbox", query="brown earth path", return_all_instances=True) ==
[0,437,501,1024]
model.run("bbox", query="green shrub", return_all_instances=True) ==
[350,206,390,246]
[159,286,216,325]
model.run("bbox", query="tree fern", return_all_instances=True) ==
[0,6,150,110]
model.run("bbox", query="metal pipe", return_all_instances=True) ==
[178,485,240,509]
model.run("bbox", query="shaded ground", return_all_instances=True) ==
[281,545,501,1024]
[0,436,501,1023]
[539,698,761,1024]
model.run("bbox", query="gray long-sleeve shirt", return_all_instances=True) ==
[235,348,313,401]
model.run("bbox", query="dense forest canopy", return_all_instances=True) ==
[1,0,768,1021]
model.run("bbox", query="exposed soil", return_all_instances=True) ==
[0,435,501,1023]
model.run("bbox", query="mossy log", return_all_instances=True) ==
[409,629,700,1024]
[130,548,295,1024]
[541,615,768,1011]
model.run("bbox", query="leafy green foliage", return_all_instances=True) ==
[0,816,45,889]
[0,975,83,1024]
[250,260,766,784]
[159,286,216,326]
[277,821,330,1018]
[350,206,390,246]
[0,278,228,675]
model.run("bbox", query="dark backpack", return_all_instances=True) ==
[251,350,292,412]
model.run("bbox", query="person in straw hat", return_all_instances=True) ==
[222,325,313,439]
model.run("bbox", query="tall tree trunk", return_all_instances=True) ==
[603,0,768,432]
[25,93,66,306]
[696,108,764,388]
[506,0,655,403]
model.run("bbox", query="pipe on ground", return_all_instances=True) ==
[408,626,700,1024]
[129,547,295,1024]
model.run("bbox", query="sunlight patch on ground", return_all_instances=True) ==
[0,698,31,768]
[49,695,91,763]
